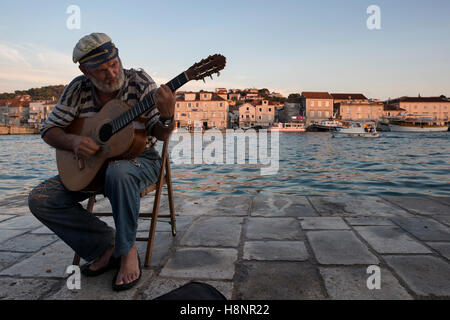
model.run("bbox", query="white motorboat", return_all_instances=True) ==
[332,122,379,138]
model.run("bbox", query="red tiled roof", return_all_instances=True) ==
[301,92,333,99]
[331,93,367,100]
[176,92,226,102]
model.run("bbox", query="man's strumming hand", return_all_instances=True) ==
[154,84,176,119]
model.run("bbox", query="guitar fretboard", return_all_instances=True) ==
[110,72,189,134]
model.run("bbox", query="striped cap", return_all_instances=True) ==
[73,33,119,68]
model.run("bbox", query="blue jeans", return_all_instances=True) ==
[28,147,162,261]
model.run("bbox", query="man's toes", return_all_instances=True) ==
[115,274,124,285]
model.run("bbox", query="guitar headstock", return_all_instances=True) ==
[185,54,226,82]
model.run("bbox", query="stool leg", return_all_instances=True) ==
[165,156,176,236]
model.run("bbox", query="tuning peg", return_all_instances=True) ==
[210,75,213,80]
[202,78,206,83]
[217,71,220,77]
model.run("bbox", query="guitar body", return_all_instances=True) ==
[56,99,147,192]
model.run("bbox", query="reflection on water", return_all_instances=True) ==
[0,131,449,198]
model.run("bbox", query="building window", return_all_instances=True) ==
[219,103,223,107]
[310,101,314,107]
[252,115,254,119]
[177,103,180,108]
[318,111,322,117]
[310,111,315,117]
[326,101,329,107]
[196,103,199,107]
[247,107,249,111]
[318,101,322,107]
[259,108,262,112]
[259,116,262,120]
[188,103,191,108]
[269,108,272,112]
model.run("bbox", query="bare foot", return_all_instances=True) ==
[89,246,114,271]
[115,244,140,285]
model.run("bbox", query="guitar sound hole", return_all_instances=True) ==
[99,123,113,143]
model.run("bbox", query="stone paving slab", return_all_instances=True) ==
[319,266,413,300]
[432,197,450,206]
[0,277,62,300]
[137,278,233,300]
[135,231,177,268]
[382,196,450,216]
[345,217,395,226]
[172,195,251,216]
[0,251,29,271]
[245,217,302,240]
[0,214,14,222]
[384,255,450,297]
[426,242,450,260]
[299,217,350,230]
[390,216,450,241]
[160,247,238,280]
[180,216,243,247]
[354,226,432,254]
[432,215,450,227]
[307,230,379,265]
[0,233,58,252]
[251,196,318,217]
[0,241,74,278]
[308,196,412,217]
[29,225,54,235]
[234,261,327,299]
[243,241,309,261]
[0,229,28,243]
[0,215,42,230]
[47,269,155,300]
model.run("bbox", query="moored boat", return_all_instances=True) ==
[332,121,379,138]
[269,122,306,132]
[306,120,343,132]
[388,115,448,132]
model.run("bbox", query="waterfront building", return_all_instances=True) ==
[238,99,275,127]
[175,91,229,129]
[300,92,334,123]
[386,96,450,122]
[331,93,384,121]
[215,88,228,101]
[0,95,30,126]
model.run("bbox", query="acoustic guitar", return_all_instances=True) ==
[56,54,226,192]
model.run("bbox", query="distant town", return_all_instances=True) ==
[0,85,449,134]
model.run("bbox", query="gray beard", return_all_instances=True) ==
[88,63,125,93]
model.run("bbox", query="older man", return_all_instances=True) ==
[28,33,176,291]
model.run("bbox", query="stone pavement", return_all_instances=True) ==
[0,193,449,300]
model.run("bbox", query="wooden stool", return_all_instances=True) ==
[72,138,176,268]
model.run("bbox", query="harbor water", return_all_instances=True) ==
[0,131,449,199]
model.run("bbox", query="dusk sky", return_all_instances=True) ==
[1,0,449,100]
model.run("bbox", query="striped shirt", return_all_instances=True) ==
[40,68,160,147]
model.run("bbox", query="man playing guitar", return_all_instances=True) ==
[28,33,176,291]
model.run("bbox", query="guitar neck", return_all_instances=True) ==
[110,71,189,135]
